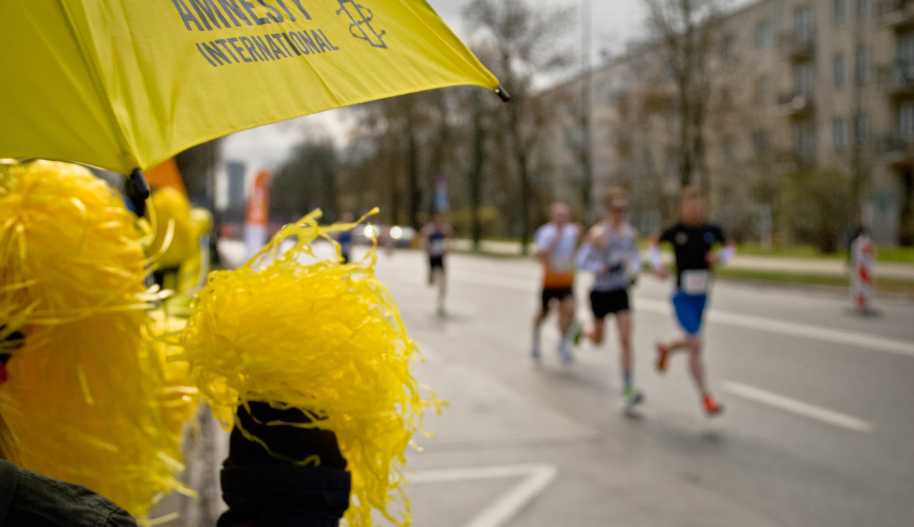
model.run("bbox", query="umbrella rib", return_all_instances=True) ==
[57,0,142,173]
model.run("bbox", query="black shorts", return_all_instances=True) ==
[541,287,574,313]
[429,255,445,271]
[590,289,630,319]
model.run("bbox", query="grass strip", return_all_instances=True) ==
[716,268,914,295]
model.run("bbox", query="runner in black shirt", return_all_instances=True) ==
[648,187,735,415]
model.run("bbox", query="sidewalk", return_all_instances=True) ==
[452,239,914,281]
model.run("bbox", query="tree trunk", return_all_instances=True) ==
[470,91,486,252]
[406,112,421,231]
[430,92,450,220]
[677,76,693,188]
[678,0,695,189]
[509,107,531,256]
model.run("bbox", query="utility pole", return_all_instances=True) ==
[580,0,594,225]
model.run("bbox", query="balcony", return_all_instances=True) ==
[875,133,914,155]
[881,0,914,30]
[775,149,815,168]
[779,31,815,62]
[878,61,914,95]
[777,92,815,118]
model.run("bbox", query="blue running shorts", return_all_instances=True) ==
[672,291,707,336]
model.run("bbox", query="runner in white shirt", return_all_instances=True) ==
[532,203,580,363]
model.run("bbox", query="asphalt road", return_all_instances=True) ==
[365,248,914,527]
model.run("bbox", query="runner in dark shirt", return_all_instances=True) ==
[420,212,453,317]
[648,187,735,416]
[338,212,355,264]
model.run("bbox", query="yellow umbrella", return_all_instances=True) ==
[0,0,505,176]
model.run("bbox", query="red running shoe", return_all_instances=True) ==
[703,395,723,415]
[655,342,669,373]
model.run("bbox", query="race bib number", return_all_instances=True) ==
[681,270,711,295]
[430,239,446,256]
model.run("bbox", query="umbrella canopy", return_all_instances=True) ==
[0,0,501,175]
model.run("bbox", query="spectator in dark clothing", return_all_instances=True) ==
[0,459,137,527]
[0,403,351,527]
[845,210,869,264]
[218,403,351,527]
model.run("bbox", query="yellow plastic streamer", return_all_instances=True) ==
[179,209,441,527]
[0,160,191,518]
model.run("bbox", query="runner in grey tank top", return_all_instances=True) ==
[578,224,640,293]
[569,189,644,410]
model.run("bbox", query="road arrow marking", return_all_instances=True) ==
[411,464,558,527]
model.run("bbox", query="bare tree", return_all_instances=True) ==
[642,0,724,191]
[468,87,489,250]
[463,0,574,254]
[270,141,338,223]
[347,94,434,228]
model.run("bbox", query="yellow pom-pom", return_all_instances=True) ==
[147,187,197,269]
[180,209,441,527]
[0,160,190,518]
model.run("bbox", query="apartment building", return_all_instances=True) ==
[539,0,914,245]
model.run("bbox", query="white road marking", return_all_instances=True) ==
[418,269,914,358]
[636,299,914,358]
[723,381,874,433]
[411,464,558,527]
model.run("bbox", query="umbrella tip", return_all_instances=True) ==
[127,168,150,217]
[494,85,510,103]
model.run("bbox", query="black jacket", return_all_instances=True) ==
[0,460,136,527]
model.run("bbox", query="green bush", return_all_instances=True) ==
[782,167,854,254]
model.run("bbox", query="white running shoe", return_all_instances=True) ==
[566,319,584,346]
[557,340,574,364]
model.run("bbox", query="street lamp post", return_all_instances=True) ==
[581,0,594,225]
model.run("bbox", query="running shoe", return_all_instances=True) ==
[531,336,541,361]
[437,305,446,317]
[557,340,574,364]
[566,319,584,346]
[703,395,723,415]
[621,387,644,408]
[655,342,669,373]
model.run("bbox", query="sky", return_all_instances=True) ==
[220,0,650,185]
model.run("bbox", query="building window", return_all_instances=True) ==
[794,63,814,96]
[898,32,914,80]
[795,5,814,42]
[755,20,772,48]
[666,151,678,176]
[834,53,845,88]
[857,0,871,18]
[755,76,770,106]
[835,0,847,25]
[833,117,846,150]
[752,130,770,157]
[856,46,870,82]
[900,102,914,139]
[792,120,815,160]
[855,113,869,145]
[723,136,736,163]
[720,87,733,109]
[721,34,736,62]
